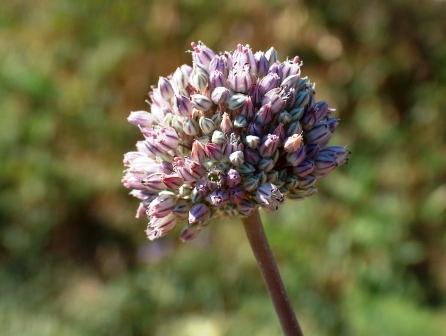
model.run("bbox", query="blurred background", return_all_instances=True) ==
[1,0,445,335]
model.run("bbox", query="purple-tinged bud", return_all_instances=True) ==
[191,94,212,111]
[293,159,315,177]
[246,135,260,149]
[284,134,303,153]
[265,47,278,65]
[258,73,281,96]
[281,74,300,89]
[286,145,306,166]
[159,161,174,174]
[255,103,273,125]
[211,86,230,105]
[305,122,332,146]
[220,113,233,133]
[234,115,248,128]
[232,44,257,73]
[243,175,260,192]
[305,144,320,158]
[227,93,247,110]
[262,88,287,114]
[204,142,223,160]
[294,90,311,109]
[229,150,244,166]
[259,134,280,158]
[209,70,225,89]
[238,162,256,175]
[188,203,210,225]
[180,225,201,242]
[195,180,209,197]
[190,62,209,91]
[269,62,282,77]
[141,173,165,191]
[240,96,254,119]
[191,41,215,67]
[146,214,176,240]
[147,191,177,218]
[173,95,192,116]
[158,77,174,100]
[255,51,269,77]
[318,146,349,166]
[172,64,192,93]
[281,57,301,80]
[256,183,283,210]
[258,158,275,172]
[247,122,263,137]
[191,140,206,162]
[244,147,260,165]
[128,111,153,128]
[228,66,253,93]
[209,54,229,76]
[183,118,199,136]
[286,120,303,137]
[199,116,215,134]
[211,130,225,144]
[226,169,241,187]
[302,101,329,129]
[162,174,184,190]
[207,190,228,208]
[272,123,286,143]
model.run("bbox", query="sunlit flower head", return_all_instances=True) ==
[122,42,349,241]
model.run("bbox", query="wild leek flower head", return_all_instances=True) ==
[123,42,349,241]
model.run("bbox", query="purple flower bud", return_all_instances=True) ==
[289,107,305,121]
[228,187,245,204]
[298,174,317,189]
[191,94,212,111]
[281,57,301,81]
[269,62,282,77]
[244,147,260,165]
[258,73,281,96]
[302,101,329,129]
[191,41,216,67]
[227,168,241,187]
[158,77,174,100]
[240,96,254,119]
[262,88,287,114]
[232,44,257,74]
[172,200,189,218]
[259,134,280,158]
[191,140,206,162]
[256,183,283,210]
[255,51,269,77]
[305,122,332,146]
[194,180,209,197]
[209,54,229,76]
[265,47,278,65]
[284,134,303,153]
[286,121,303,137]
[255,103,273,125]
[128,111,153,128]
[229,150,245,166]
[141,173,165,191]
[258,158,275,172]
[173,95,192,116]
[228,66,253,93]
[209,70,225,89]
[172,64,192,94]
[286,145,306,166]
[247,122,263,137]
[293,159,315,177]
[147,192,177,218]
[211,87,230,105]
[190,62,209,91]
[220,113,233,133]
[204,142,223,160]
[293,89,311,109]
[227,93,247,110]
[305,143,320,158]
[146,214,177,240]
[162,174,184,190]
[242,175,260,192]
[189,203,210,224]
[281,74,300,89]
[183,118,199,136]
[272,123,286,143]
[207,190,228,208]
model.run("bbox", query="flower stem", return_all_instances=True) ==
[242,210,303,336]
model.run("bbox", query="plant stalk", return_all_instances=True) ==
[242,209,303,336]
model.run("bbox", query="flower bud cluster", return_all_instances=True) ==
[123,41,349,241]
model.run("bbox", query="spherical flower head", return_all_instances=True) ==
[122,42,349,241]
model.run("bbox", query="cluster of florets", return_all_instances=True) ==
[122,42,348,241]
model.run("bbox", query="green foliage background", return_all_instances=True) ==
[1,1,445,335]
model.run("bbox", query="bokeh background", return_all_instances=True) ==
[1,0,446,335]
